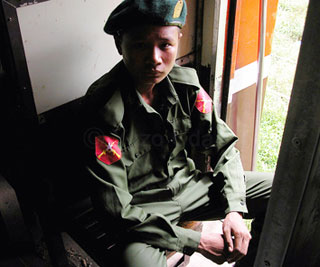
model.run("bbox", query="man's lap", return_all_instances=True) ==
[110,171,273,266]
[135,171,273,222]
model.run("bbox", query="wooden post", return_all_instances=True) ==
[254,0,320,266]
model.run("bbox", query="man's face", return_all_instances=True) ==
[117,24,182,89]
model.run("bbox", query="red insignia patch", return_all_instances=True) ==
[95,136,121,165]
[195,88,213,114]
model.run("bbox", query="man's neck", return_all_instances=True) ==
[137,84,156,106]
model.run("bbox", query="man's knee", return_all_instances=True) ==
[117,242,167,267]
[244,171,273,218]
[245,171,273,200]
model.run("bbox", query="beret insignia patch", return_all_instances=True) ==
[195,88,213,114]
[173,0,184,19]
[95,136,121,165]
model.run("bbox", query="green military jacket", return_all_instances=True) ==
[82,61,247,255]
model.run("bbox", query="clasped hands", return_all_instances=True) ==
[197,212,252,264]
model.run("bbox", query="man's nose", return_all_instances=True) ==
[147,46,162,65]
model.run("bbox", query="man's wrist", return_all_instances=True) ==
[226,211,244,218]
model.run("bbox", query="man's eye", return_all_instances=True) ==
[161,43,172,49]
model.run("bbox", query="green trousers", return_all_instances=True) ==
[111,171,273,267]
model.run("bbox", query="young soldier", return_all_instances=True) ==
[82,0,272,266]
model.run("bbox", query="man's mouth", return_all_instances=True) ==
[144,70,163,77]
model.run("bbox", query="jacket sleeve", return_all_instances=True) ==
[85,133,200,255]
[189,88,248,214]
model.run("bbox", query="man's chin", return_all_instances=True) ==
[141,76,166,86]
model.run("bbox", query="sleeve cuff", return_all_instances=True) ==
[173,225,201,256]
[224,193,248,214]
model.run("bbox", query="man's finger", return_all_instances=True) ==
[227,235,244,262]
[234,233,244,252]
[223,225,234,252]
[242,235,250,255]
[228,232,252,263]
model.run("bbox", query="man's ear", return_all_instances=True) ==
[114,35,122,55]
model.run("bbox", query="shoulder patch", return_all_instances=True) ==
[195,88,213,114]
[173,0,184,18]
[95,136,121,165]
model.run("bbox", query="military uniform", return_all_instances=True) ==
[82,62,272,266]
[81,0,273,266]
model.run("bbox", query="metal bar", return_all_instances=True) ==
[252,0,267,170]
[254,0,320,265]
[3,0,49,8]
[220,0,238,122]
[1,0,38,125]
[208,0,221,99]
[175,53,196,66]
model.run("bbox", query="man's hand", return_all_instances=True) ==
[197,232,227,264]
[222,212,251,263]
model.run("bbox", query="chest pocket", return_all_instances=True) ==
[122,136,153,178]
[171,116,191,135]
[167,94,192,141]
[170,116,192,155]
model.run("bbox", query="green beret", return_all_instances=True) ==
[104,0,187,35]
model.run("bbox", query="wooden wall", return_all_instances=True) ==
[255,0,320,265]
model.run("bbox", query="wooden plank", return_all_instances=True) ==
[0,174,30,247]
[254,0,320,265]
[62,232,100,267]
[284,138,320,266]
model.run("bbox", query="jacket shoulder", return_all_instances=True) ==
[85,61,123,101]
[168,64,201,89]
[81,61,125,129]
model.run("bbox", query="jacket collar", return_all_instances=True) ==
[134,76,179,116]
[98,62,200,128]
